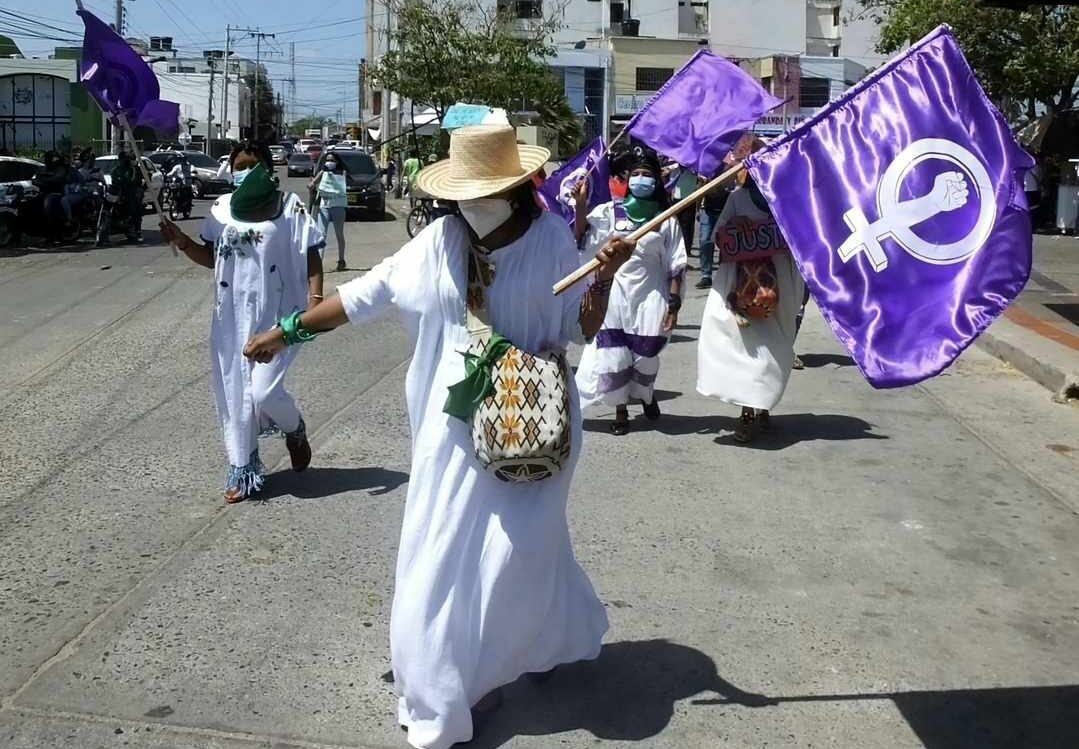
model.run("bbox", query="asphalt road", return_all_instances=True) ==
[1,172,1077,749]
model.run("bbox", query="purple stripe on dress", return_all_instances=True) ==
[597,367,658,394]
[595,328,668,358]
[669,263,687,281]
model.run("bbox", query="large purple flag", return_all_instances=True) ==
[627,51,782,178]
[746,25,1033,388]
[77,8,179,135]
[537,137,611,227]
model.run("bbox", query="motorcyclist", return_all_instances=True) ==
[111,151,145,243]
[32,151,73,244]
[166,153,194,213]
[64,148,103,224]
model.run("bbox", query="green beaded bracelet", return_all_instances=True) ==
[279,310,318,346]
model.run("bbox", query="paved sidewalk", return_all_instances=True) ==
[978,234,1079,400]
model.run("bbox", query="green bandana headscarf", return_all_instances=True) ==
[622,195,660,224]
[230,163,278,218]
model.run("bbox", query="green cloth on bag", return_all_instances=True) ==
[444,333,514,421]
[622,195,660,224]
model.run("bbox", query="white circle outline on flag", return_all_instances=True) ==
[876,138,997,266]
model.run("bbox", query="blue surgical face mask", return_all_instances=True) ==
[628,175,656,198]
[325,160,338,171]
[232,167,252,186]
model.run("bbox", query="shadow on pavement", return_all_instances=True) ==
[797,352,856,368]
[471,639,773,748]
[473,640,1079,749]
[260,465,409,500]
[584,412,887,448]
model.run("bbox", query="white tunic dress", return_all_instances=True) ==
[337,212,608,749]
[200,192,324,486]
[696,187,805,411]
[575,202,687,408]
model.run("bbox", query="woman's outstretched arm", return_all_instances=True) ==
[243,296,348,363]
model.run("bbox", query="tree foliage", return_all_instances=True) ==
[855,0,1079,116]
[289,115,334,135]
[244,73,280,141]
[369,0,581,153]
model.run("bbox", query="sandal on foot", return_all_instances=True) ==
[335,259,347,272]
[610,420,630,436]
[756,410,771,432]
[734,408,755,443]
[224,486,247,504]
[642,397,661,421]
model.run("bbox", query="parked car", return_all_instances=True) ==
[316,148,384,219]
[269,145,288,165]
[0,156,44,192]
[287,153,314,178]
[95,155,165,212]
[145,150,232,199]
[328,139,362,151]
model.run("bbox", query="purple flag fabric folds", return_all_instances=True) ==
[627,51,782,178]
[78,9,179,135]
[746,25,1033,389]
[537,137,611,227]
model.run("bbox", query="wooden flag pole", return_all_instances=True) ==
[116,112,177,256]
[552,160,746,295]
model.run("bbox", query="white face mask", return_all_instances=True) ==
[232,167,252,186]
[458,198,513,240]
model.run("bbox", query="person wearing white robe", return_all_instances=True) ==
[696,173,805,443]
[242,126,635,749]
[160,142,325,501]
[573,145,686,434]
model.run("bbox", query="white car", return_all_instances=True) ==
[328,140,362,151]
[95,155,165,210]
[0,156,44,192]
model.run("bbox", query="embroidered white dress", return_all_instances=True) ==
[200,192,324,490]
[575,201,687,408]
[696,187,805,410]
[337,212,608,749]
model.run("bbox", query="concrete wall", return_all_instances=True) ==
[155,72,248,141]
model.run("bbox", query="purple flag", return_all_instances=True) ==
[747,25,1033,389]
[537,137,611,227]
[77,8,179,135]
[627,51,782,178]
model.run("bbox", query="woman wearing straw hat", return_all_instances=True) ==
[243,125,632,748]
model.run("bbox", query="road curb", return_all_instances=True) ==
[977,317,1079,402]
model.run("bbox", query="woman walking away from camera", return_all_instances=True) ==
[242,125,627,749]
[573,144,687,435]
[311,153,348,271]
[696,146,805,444]
[159,141,325,503]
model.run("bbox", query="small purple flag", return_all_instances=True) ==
[747,25,1034,388]
[627,51,782,178]
[537,137,611,227]
[77,8,179,135]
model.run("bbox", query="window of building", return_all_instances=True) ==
[833,6,840,26]
[761,75,773,94]
[799,77,831,108]
[497,0,542,18]
[635,66,673,92]
[832,44,840,57]
[610,1,625,23]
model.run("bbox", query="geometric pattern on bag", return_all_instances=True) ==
[732,258,779,321]
[469,337,571,483]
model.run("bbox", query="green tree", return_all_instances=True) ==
[244,73,280,141]
[289,115,334,136]
[369,0,581,154]
[855,0,1079,117]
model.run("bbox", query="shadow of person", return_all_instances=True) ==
[261,465,409,500]
[796,353,855,368]
[467,639,773,748]
[715,413,889,451]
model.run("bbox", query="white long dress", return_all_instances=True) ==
[575,202,687,408]
[696,187,805,411]
[200,192,324,490]
[336,211,609,749]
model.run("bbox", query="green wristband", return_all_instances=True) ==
[279,310,318,346]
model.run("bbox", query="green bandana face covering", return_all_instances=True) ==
[622,195,660,224]
[230,163,278,217]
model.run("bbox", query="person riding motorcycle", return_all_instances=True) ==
[32,151,74,243]
[111,151,145,243]
[165,153,194,213]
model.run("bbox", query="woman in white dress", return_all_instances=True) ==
[573,145,687,435]
[243,126,632,749]
[696,167,805,443]
[160,142,325,502]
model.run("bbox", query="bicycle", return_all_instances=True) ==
[406,194,451,238]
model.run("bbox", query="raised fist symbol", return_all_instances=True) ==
[928,170,970,213]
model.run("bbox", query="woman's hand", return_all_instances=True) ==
[158,216,184,246]
[572,176,589,207]
[243,328,287,364]
[663,309,678,333]
[595,237,635,281]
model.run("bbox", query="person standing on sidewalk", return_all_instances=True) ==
[402,150,421,197]
[697,161,805,444]
[695,180,731,290]
[159,141,324,503]
[574,144,687,435]
[310,154,348,272]
[242,125,621,749]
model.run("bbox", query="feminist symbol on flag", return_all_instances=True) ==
[837,138,998,272]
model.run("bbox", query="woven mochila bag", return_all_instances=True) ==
[443,246,571,483]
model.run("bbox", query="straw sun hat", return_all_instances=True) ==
[414,125,549,201]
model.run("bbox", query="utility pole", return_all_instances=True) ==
[380,3,391,160]
[222,27,231,140]
[359,59,366,149]
[289,42,296,133]
[249,30,276,141]
[206,56,216,148]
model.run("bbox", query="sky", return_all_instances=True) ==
[1,0,371,124]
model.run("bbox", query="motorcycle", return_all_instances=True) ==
[161,174,193,220]
[0,184,81,248]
